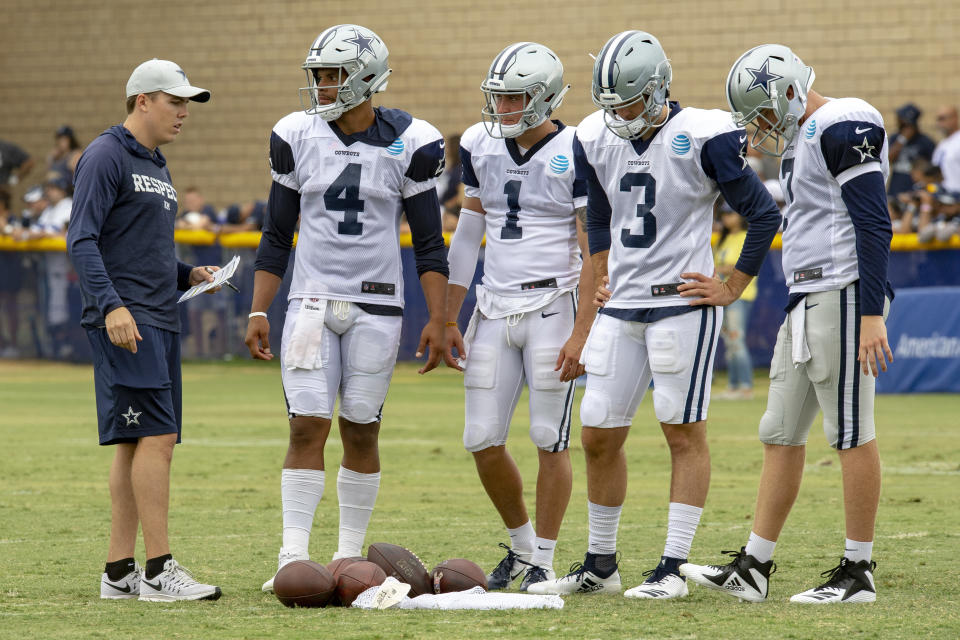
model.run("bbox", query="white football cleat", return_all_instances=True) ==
[526,553,621,595]
[790,558,876,604]
[138,559,221,602]
[262,548,309,593]
[680,547,774,603]
[624,569,688,599]
[100,563,141,599]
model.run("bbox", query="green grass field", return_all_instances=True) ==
[1,360,958,639]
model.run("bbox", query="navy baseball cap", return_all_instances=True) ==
[896,103,921,125]
[55,125,75,138]
[45,173,71,191]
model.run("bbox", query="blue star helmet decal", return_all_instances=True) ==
[745,59,783,98]
[344,29,378,59]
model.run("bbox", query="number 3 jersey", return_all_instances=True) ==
[268,107,445,308]
[459,121,586,315]
[574,102,759,312]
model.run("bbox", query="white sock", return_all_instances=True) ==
[336,466,380,558]
[507,521,535,556]
[844,538,873,564]
[745,531,777,564]
[587,502,621,555]
[662,502,703,560]
[281,468,325,555]
[530,536,556,569]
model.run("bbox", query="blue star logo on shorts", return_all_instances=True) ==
[122,406,141,426]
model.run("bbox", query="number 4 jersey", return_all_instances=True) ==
[574,102,761,311]
[459,121,586,307]
[268,107,445,308]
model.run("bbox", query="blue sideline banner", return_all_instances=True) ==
[876,287,960,394]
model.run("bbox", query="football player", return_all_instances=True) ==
[444,42,596,592]
[528,31,781,599]
[681,44,893,605]
[245,24,453,592]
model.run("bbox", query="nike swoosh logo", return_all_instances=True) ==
[143,579,162,591]
[103,580,132,593]
[739,135,747,144]
[537,546,550,550]
[855,127,871,134]
[541,312,559,318]
[805,303,819,309]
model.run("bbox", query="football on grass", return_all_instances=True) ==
[325,556,364,606]
[273,560,336,608]
[336,560,386,606]
[430,558,487,593]
[367,542,433,596]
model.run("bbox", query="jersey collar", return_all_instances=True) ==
[629,101,682,156]
[505,120,565,166]
[328,107,413,148]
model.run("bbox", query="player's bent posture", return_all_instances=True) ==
[444,43,596,592]
[245,25,453,593]
[529,31,781,599]
[67,59,221,601]
[681,45,894,604]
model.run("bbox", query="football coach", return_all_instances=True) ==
[67,59,221,602]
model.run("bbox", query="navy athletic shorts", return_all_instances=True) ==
[86,325,182,445]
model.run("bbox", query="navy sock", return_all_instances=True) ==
[659,555,685,575]
[105,557,136,581]
[145,554,173,580]
[585,552,618,578]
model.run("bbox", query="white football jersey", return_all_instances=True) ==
[270,108,444,307]
[779,98,889,294]
[575,104,749,309]
[460,121,586,315]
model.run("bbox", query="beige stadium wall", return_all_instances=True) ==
[3,0,959,207]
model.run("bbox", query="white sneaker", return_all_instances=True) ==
[624,570,688,599]
[261,548,309,593]
[100,563,141,599]
[526,554,621,595]
[139,559,221,602]
[680,548,774,603]
[790,558,876,604]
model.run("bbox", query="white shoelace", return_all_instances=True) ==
[331,300,351,321]
[505,313,524,348]
[165,561,201,592]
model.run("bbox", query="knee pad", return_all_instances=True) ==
[531,348,565,391]
[339,377,384,424]
[580,389,610,427]
[530,424,563,451]
[348,327,397,374]
[463,417,506,452]
[464,345,498,389]
[652,386,683,424]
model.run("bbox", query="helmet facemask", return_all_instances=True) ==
[734,80,808,157]
[300,62,385,121]
[594,59,671,141]
[481,80,567,139]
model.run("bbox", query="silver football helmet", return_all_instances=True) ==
[591,31,672,140]
[299,24,391,121]
[480,42,570,138]
[726,44,815,157]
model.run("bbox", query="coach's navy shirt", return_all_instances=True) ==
[68,125,194,332]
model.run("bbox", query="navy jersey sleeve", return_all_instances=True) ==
[403,189,449,277]
[66,142,126,318]
[820,121,886,179]
[715,174,782,276]
[253,181,300,278]
[269,132,295,175]
[405,139,446,183]
[459,145,479,189]
[573,135,612,255]
[840,171,892,315]
[700,130,753,184]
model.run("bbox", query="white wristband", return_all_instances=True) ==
[248,311,268,319]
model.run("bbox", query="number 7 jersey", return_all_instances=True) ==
[269,107,444,307]
[574,103,753,310]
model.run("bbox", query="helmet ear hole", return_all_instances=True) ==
[544,92,555,104]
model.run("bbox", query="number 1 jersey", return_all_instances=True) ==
[270,108,444,307]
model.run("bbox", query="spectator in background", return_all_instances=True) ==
[887,104,936,198]
[714,201,756,400]
[29,174,74,357]
[176,186,225,357]
[217,200,266,234]
[19,185,47,233]
[47,125,84,183]
[437,133,462,232]
[933,106,960,193]
[0,139,35,187]
[0,188,24,357]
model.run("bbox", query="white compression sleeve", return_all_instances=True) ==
[447,208,485,287]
